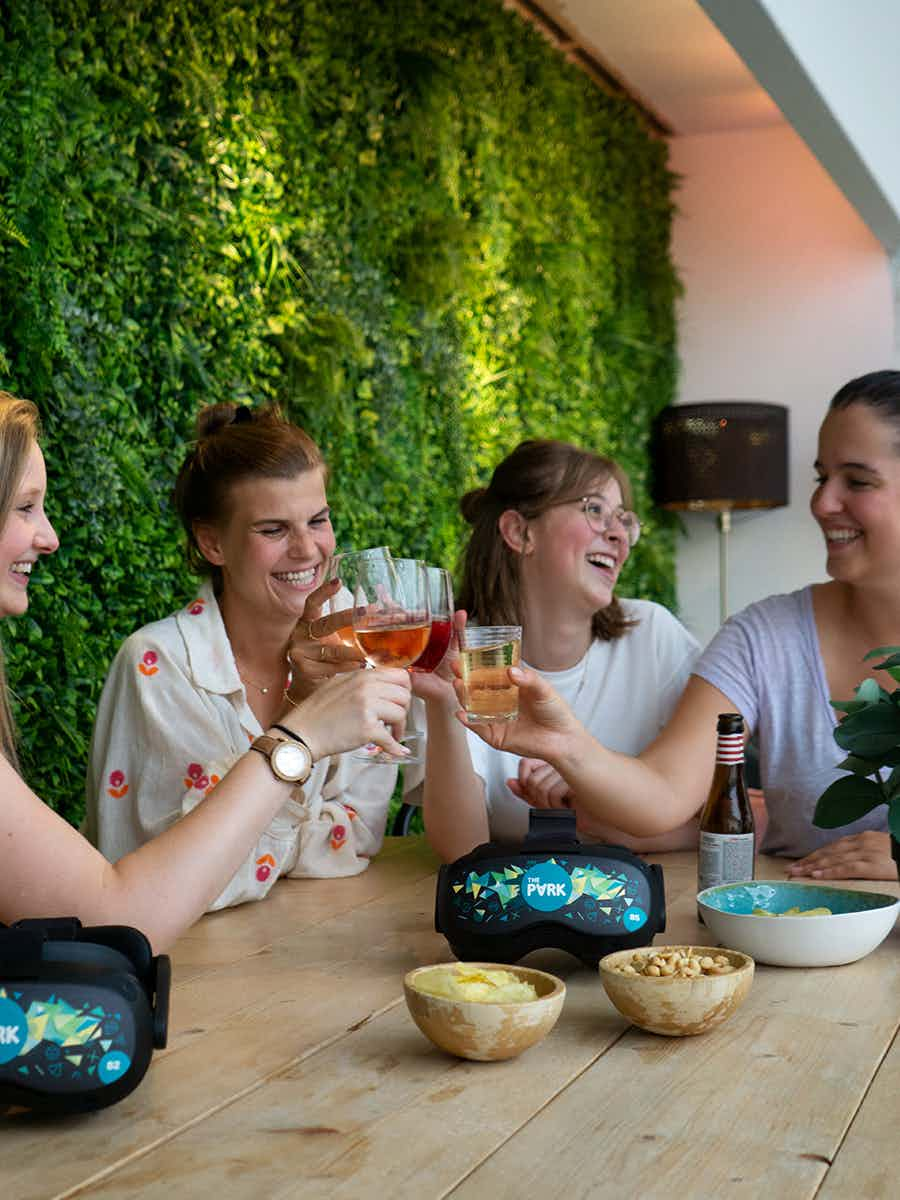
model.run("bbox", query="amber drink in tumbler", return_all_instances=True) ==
[459,626,522,722]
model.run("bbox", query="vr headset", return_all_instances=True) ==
[0,917,170,1114]
[435,809,666,965]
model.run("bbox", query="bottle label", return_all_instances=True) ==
[715,732,744,765]
[697,831,754,891]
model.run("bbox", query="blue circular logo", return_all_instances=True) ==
[521,861,573,912]
[623,905,648,932]
[98,1050,132,1085]
[0,997,28,1064]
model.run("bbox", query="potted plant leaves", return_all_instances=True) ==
[814,646,900,881]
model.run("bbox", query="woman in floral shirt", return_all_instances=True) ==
[86,404,404,908]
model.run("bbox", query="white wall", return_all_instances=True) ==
[669,121,895,647]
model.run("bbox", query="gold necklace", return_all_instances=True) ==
[235,659,293,696]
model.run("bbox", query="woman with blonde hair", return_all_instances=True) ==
[0,392,410,949]
[415,438,701,861]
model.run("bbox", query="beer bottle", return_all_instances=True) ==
[697,713,755,923]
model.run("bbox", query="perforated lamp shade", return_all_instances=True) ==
[652,402,789,512]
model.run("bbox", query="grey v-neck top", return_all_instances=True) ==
[694,587,888,858]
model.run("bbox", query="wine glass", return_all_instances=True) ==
[313,546,393,646]
[352,557,431,668]
[352,557,430,763]
[410,566,454,673]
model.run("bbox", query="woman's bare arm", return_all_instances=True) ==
[0,667,410,951]
[460,670,739,837]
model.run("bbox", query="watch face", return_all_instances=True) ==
[271,741,311,782]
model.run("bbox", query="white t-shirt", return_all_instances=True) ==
[466,599,701,843]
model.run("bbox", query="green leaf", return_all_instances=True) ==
[863,646,900,663]
[836,754,882,777]
[854,677,884,703]
[833,705,900,757]
[813,775,885,829]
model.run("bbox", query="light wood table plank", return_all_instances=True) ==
[817,1024,900,1199]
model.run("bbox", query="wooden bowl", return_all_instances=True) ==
[404,962,565,1061]
[598,945,754,1037]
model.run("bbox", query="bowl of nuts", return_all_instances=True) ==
[598,945,754,1037]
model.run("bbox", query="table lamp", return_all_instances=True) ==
[652,402,789,624]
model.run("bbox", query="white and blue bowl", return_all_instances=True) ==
[697,880,900,967]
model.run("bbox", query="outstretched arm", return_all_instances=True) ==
[459,668,735,837]
[2,668,411,951]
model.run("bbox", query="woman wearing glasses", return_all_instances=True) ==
[417,439,700,861]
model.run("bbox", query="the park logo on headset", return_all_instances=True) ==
[521,861,574,911]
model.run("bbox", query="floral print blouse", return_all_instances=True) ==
[84,580,397,909]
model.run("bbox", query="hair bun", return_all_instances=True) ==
[195,404,241,439]
[459,486,489,524]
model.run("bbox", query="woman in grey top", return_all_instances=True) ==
[460,370,900,881]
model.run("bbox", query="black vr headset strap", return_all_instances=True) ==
[4,917,170,1047]
[0,927,46,974]
[524,807,580,845]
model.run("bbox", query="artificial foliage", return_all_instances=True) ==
[0,0,680,825]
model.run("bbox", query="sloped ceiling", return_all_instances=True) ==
[519,0,784,134]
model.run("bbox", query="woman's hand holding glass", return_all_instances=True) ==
[280,665,412,761]
[454,663,584,762]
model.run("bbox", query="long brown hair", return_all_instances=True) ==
[173,404,326,587]
[0,391,43,766]
[457,439,637,642]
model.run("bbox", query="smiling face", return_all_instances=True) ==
[518,474,630,619]
[0,440,59,618]
[194,468,336,628]
[810,402,900,589]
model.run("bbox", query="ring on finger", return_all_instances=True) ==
[319,644,327,661]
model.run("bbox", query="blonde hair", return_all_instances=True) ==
[0,391,42,766]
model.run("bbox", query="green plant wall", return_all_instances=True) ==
[0,0,680,825]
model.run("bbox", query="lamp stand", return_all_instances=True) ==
[718,509,732,625]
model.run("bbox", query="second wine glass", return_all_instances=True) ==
[410,566,454,673]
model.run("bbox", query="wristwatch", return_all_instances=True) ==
[250,734,313,784]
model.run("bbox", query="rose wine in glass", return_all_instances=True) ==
[321,546,393,646]
[352,557,430,669]
[355,622,431,666]
[351,557,430,765]
[410,566,454,673]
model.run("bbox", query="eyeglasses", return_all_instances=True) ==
[576,495,641,546]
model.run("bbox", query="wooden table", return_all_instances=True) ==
[4,840,899,1200]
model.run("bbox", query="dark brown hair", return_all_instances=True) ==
[829,370,900,448]
[173,404,326,582]
[0,391,43,766]
[457,439,637,641]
